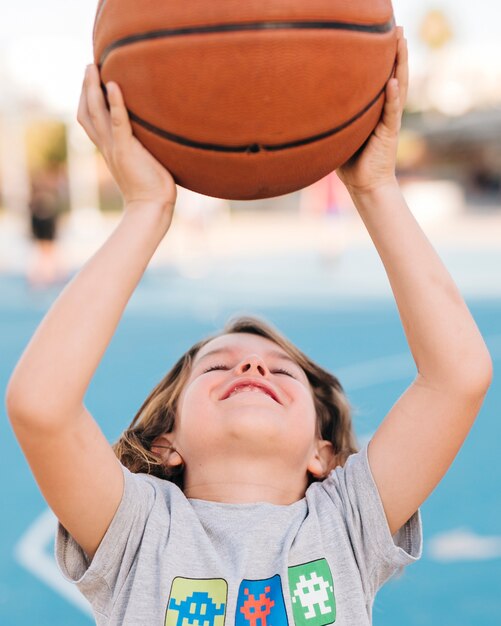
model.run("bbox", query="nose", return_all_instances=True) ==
[235,354,268,377]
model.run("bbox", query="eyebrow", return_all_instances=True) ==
[195,347,299,367]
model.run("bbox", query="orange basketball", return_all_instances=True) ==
[93,1,397,201]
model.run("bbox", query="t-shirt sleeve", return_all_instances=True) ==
[55,464,163,616]
[321,440,423,599]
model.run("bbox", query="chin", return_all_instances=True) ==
[224,415,284,442]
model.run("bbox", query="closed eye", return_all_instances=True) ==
[202,364,229,374]
[203,364,295,378]
[272,368,296,378]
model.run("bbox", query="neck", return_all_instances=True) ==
[182,456,310,504]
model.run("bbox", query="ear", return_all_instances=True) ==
[307,439,336,479]
[151,433,184,468]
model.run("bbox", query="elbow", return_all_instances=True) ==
[457,351,494,397]
[6,378,62,432]
[474,357,493,395]
[417,348,494,398]
[6,370,86,434]
[5,378,23,422]
[5,378,36,427]
[5,364,41,423]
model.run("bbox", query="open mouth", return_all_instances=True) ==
[222,381,280,403]
[227,385,275,400]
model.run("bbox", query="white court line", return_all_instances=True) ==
[14,508,93,617]
[336,353,416,391]
[14,334,501,613]
[428,529,501,562]
[338,332,501,392]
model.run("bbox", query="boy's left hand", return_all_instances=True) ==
[337,27,408,197]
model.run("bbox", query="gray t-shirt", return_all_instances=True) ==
[56,442,423,625]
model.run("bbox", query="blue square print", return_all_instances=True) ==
[236,575,288,626]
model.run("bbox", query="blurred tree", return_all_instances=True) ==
[25,119,68,174]
[419,8,454,50]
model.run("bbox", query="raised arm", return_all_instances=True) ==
[5,65,177,559]
[337,29,493,536]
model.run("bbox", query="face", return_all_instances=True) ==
[170,333,320,471]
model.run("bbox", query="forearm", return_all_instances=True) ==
[7,203,172,422]
[351,182,492,391]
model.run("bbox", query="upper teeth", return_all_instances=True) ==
[228,385,271,399]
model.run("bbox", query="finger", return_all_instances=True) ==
[379,78,401,136]
[85,64,113,145]
[106,82,134,147]
[395,35,409,107]
[77,66,99,145]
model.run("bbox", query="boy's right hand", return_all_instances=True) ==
[78,64,177,218]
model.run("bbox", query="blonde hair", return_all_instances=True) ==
[113,315,359,489]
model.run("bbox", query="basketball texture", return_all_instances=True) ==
[93,1,397,200]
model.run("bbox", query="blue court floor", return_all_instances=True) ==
[1,242,500,625]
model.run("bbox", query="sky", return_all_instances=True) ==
[0,0,500,116]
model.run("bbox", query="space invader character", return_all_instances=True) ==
[169,591,225,626]
[240,586,275,626]
[291,572,333,619]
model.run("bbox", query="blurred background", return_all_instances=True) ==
[0,1,500,625]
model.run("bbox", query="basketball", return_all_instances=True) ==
[93,1,397,201]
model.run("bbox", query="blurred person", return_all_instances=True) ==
[6,29,493,626]
[26,165,66,289]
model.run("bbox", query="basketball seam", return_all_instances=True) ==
[98,19,395,66]
[121,73,391,154]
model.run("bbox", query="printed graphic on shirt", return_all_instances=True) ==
[288,559,336,626]
[236,575,288,626]
[165,577,228,626]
